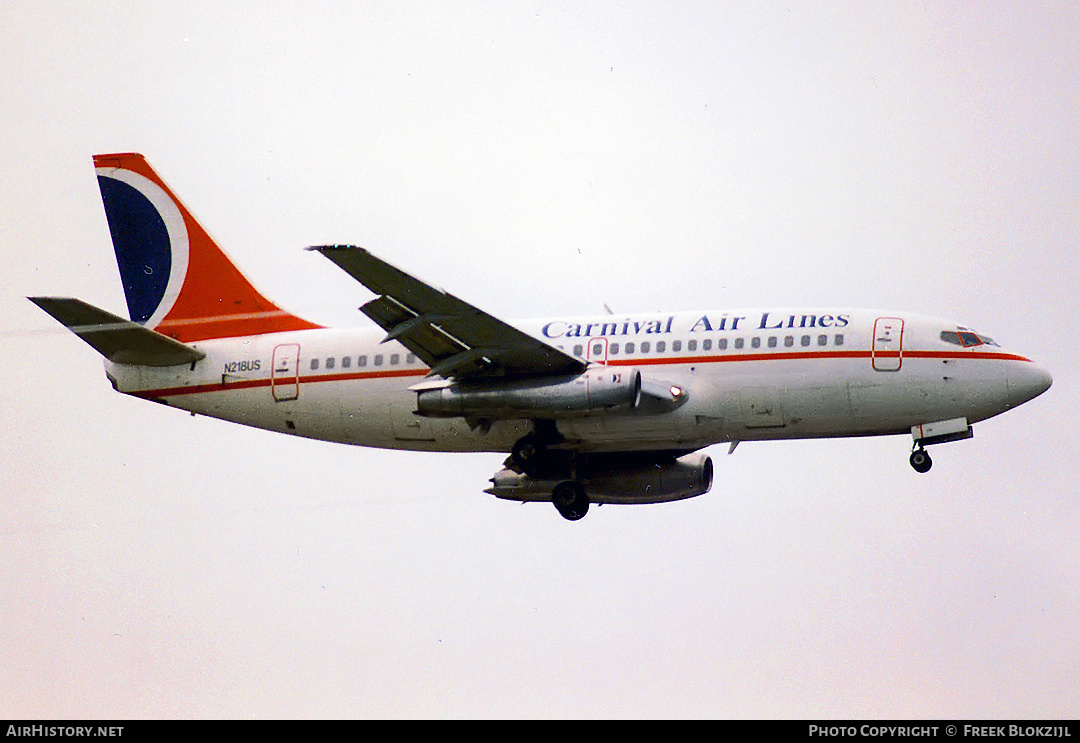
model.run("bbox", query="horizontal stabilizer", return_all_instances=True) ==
[28,297,206,367]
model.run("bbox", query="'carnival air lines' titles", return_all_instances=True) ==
[542,311,850,339]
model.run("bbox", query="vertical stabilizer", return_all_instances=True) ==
[93,153,321,342]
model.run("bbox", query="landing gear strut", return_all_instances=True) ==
[909,447,932,473]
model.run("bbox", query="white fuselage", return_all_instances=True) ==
[104,308,1048,454]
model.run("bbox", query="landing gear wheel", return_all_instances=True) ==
[511,434,548,477]
[552,481,589,521]
[909,448,932,473]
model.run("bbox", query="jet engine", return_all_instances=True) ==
[485,452,714,506]
[415,367,643,419]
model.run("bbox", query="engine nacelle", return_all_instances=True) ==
[485,452,714,505]
[415,368,642,419]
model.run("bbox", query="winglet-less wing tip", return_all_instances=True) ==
[306,244,363,252]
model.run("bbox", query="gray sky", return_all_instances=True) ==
[2,2,1078,718]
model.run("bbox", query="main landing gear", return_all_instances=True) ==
[511,433,548,477]
[510,420,563,478]
[909,446,932,474]
[551,480,589,521]
[511,422,590,521]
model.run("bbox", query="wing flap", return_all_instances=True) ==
[309,245,586,380]
[29,297,206,367]
[359,295,468,365]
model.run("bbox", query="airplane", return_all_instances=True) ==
[30,153,1053,520]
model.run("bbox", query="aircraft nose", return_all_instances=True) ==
[1008,362,1053,407]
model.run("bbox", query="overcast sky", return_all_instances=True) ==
[2,2,1078,718]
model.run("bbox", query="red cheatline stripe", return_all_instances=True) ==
[130,348,1034,399]
[608,349,1031,367]
[132,367,426,399]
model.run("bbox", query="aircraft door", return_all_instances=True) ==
[271,343,300,401]
[872,317,904,372]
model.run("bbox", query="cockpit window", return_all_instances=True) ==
[940,330,999,348]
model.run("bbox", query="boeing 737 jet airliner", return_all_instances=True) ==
[31,154,1053,519]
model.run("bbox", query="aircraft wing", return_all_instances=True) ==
[308,245,586,380]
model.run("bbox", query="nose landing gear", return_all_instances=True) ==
[908,418,972,473]
[909,447,932,473]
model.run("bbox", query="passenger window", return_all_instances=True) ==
[672,340,682,352]
[610,343,620,355]
[784,336,794,348]
[326,357,335,369]
[342,356,351,369]
[750,337,760,349]
[834,334,844,346]
[801,335,811,347]
[592,343,603,356]
[818,335,827,346]
[641,342,651,353]
[718,338,727,350]
[407,354,416,364]
[391,353,400,365]
[310,358,319,371]
[625,342,635,354]
[656,341,666,353]
[358,355,367,367]
[734,338,744,350]
[374,354,383,366]
[768,336,777,348]
[687,340,697,351]
[573,344,583,357]
[702,339,712,351]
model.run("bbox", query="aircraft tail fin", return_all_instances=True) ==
[92,153,321,342]
[29,296,206,367]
